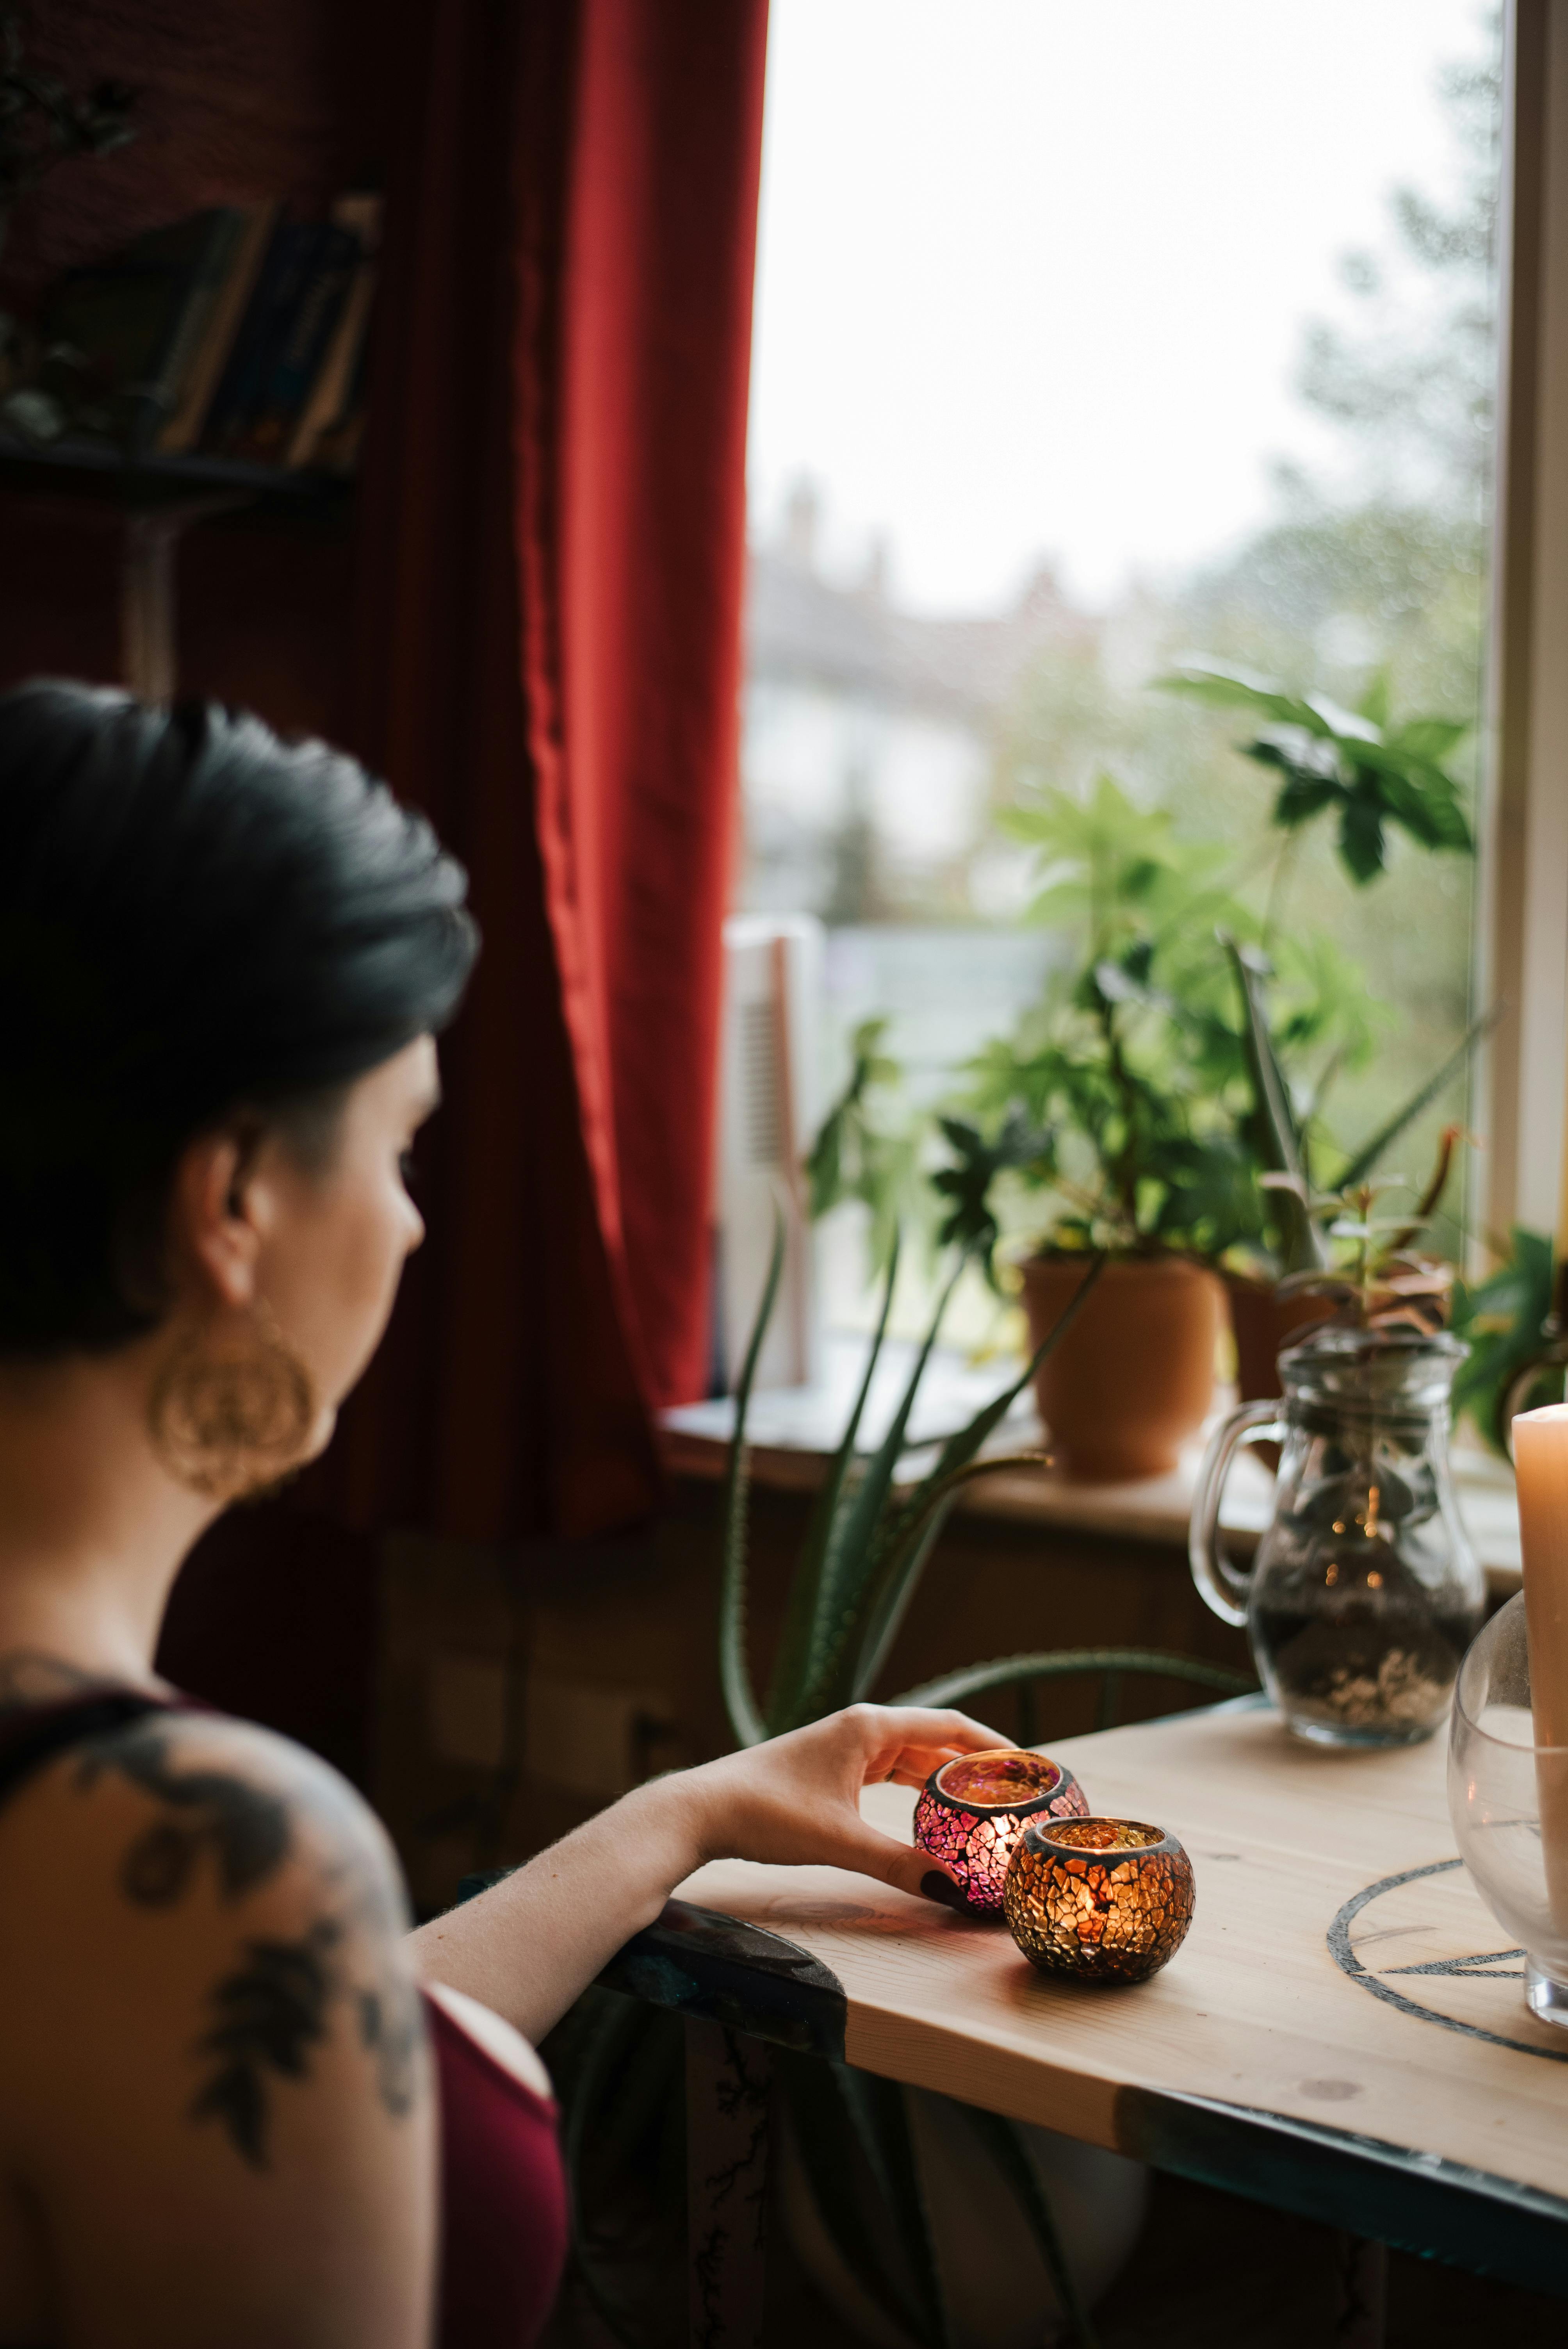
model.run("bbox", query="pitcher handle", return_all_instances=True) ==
[1188,1398,1284,1629]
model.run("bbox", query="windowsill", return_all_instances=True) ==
[657,1333,1522,1600]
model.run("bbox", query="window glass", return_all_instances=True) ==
[741,1,1501,1342]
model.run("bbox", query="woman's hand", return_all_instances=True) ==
[410,1704,1012,2041]
[682,1704,1009,1909]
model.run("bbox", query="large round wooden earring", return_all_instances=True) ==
[148,1311,315,1501]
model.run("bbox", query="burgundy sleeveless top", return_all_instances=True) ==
[0,1691,568,2349]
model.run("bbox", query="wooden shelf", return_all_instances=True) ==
[0,430,351,511]
[659,1333,1525,1597]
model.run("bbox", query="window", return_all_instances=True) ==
[740,0,1503,1341]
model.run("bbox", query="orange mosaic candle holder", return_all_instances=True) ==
[912,1748,1089,1913]
[1003,1816,1194,1983]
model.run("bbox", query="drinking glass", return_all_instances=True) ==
[1449,1592,1568,2028]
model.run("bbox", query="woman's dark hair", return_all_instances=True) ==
[0,682,478,1358]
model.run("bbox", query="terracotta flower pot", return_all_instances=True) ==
[1224,1274,1337,1403]
[1019,1253,1224,1482]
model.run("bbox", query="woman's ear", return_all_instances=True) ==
[165,1128,265,1313]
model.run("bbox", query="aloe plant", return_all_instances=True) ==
[721,1227,1105,1744]
[548,1237,1254,2349]
[711,1233,1257,2349]
[1221,931,1496,1279]
[802,1016,921,1273]
[1266,1159,1462,1333]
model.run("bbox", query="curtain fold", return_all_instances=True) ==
[327,0,768,1539]
[519,0,769,1412]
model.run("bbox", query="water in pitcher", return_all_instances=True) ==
[1192,1324,1485,1747]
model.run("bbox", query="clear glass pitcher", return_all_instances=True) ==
[1189,1323,1485,1747]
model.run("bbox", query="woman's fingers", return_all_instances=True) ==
[817,1809,973,1910]
[834,1705,1010,1790]
[878,1705,1009,1751]
[841,1703,1008,1756]
[805,1709,1017,1907]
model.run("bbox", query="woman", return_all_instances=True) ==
[0,682,998,2348]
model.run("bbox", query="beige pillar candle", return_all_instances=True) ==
[1510,1403,1568,1927]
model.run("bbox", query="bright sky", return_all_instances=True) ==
[748,0,1493,615]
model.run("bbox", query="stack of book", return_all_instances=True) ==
[25,192,382,471]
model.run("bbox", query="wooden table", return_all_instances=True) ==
[600,1699,1568,2342]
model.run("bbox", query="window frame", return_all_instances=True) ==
[1477,0,1568,1257]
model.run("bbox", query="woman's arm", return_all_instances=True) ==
[408,1704,1005,2044]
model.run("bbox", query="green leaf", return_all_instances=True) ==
[955,2103,1101,2349]
[1451,1227,1559,1455]
[1154,664,1337,737]
[1270,766,1342,830]
[891,1646,1257,1710]
[795,1260,966,1721]
[804,1018,919,1268]
[846,1262,1107,1699]
[1221,933,1326,1274]
[909,1257,1103,1511]
[775,2055,939,2345]
[1336,1002,1499,1190]
[1356,667,1392,731]
[1352,744,1473,854]
[848,1456,1049,1704]
[825,2066,951,2349]
[930,1109,1051,1285]
[718,1218,786,1748]
[1163,656,1473,886]
[1337,790,1388,882]
[1390,714,1470,761]
[765,1242,900,1734]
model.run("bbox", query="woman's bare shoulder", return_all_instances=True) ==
[0,1672,403,1916]
[0,1672,435,2342]
[0,1676,417,2160]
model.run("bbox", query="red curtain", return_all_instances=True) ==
[326,0,768,1541]
[520,0,769,1414]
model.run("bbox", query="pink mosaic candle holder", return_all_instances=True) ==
[912,1748,1090,1912]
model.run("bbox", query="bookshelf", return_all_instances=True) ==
[0,428,352,509]
[0,5,383,716]
[0,430,354,703]
[0,170,373,701]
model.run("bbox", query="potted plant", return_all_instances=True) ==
[1221,932,1496,1399]
[1450,1226,1560,1455]
[932,775,1260,1478]
[809,661,1486,1472]
[1149,660,1488,1399]
[1220,933,1493,1394]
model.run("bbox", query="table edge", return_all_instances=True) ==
[598,1900,1568,2292]
[1120,2084,1568,2294]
